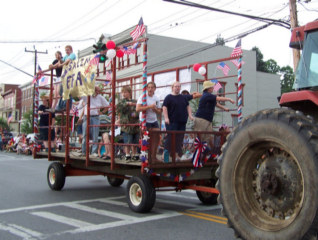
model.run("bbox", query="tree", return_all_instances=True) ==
[0,117,10,131]
[251,46,294,94]
[280,65,295,94]
[264,59,280,74]
[252,46,267,72]
[215,34,225,46]
[20,110,33,134]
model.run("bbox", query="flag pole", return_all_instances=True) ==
[237,57,243,123]
[141,40,148,131]
[33,81,39,145]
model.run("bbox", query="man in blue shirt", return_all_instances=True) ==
[194,80,234,148]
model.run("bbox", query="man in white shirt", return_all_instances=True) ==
[78,86,109,157]
[136,82,161,161]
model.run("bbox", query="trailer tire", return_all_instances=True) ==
[126,175,156,213]
[47,162,65,191]
[107,176,124,187]
[216,108,318,240]
[196,191,218,205]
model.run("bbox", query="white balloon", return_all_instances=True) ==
[106,49,116,59]
[198,66,206,75]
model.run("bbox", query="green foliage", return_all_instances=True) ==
[215,34,225,46]
[20,110,33,134]
[264,59,280,74]
[252,46,267,72]
[0,117,10,131]
[252,46,295,94]
[280,65,295,94]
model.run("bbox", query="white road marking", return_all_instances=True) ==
[31,211,93,228]
[61,209,181,235]
[0,222,42,239]
[0,196,222,239]
[65,202,135,220]
[0,198,113,214]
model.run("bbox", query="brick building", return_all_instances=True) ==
[0,84,22,132]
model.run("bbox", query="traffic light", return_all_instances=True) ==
[93,42,107,63]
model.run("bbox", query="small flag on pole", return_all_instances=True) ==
[211,79,222,92]
[130,17,146,41]
[231,59,245,68]
[231,39,243,57]
[38,76,49,86]
[32,65,43,84]
[217,62,230,76]
[89,54,100,66]
[7,113,13,124]
[105,70,112,81]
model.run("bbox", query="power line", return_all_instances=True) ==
[0,59,33,77]
[118,22,275,79]
[0,38,96,44]
[163,0,291,29]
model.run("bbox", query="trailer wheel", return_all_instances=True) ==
[107,176,124,187]
[47,162,65,191]
[196,191,218,205]
[216,109,318,240]
[126,175,156,213]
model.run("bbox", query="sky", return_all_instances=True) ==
[0,0,317,85]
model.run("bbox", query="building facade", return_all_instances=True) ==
[79,32,280,129]
[19,81,34,117]
[0,84,21,133]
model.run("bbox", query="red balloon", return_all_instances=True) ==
[106,40,116,49]
[116,49,124,58]
[193,63,201,72]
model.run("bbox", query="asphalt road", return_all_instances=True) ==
[0,151,235,240]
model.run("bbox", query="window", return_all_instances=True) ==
[235,83,245,106]
[231,113,239,126]
[217,81,226,105]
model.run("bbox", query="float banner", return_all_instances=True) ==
[61,55,97,100]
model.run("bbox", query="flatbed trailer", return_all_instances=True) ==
[33,36,238,213]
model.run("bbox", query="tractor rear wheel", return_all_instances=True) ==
[216,109,318,240]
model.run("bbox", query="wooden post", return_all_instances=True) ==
[289,0,301,71]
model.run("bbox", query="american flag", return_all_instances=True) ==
[217,62,230,76]
[7,113,13,124]
[122,46,137,55]
[105,70,112,81]
[211,79,223,92]
[130,17,146,41]
[231,59,245,68]
[231,39,243,57]
[105,59,112,68]
[89,54,100,66]
[38,76,49,86]
[32,65,43,84]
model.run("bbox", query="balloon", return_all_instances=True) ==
[106,49,116,59]
[106,40,116,49]
[193,63,201,72]
[198,66,206,76]
[116,49,124,58]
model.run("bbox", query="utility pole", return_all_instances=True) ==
[289,0,301,71]
[25,46,48,75]
[25,46,48,132]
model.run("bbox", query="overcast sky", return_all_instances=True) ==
[0,0,317,85]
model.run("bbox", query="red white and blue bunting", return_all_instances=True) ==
[140,132,218,182]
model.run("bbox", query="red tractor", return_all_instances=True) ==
[217,20,318,239]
